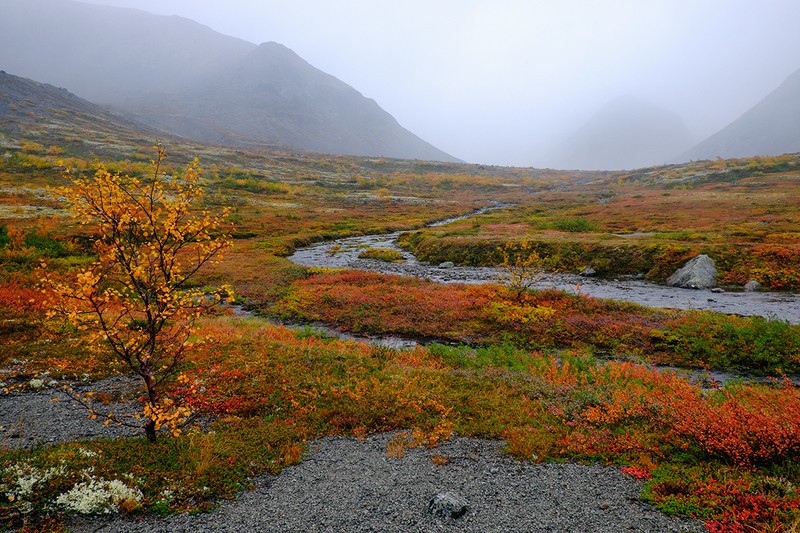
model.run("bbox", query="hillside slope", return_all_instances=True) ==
[0,70,167,148]
[124,42,459,161]
[682,67,800,161]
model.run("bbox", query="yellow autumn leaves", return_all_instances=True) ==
[44,146,232,441]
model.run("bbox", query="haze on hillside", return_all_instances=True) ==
[2,0,799,168]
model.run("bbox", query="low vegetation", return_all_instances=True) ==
[398,154,800,289]
[357,247,404,262]
[1,134,799,531]
[274,269,800,375]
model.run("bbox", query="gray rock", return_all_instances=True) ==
[744,280,761,292]
[579,266,597,277]
[666,255,717,289]
[710,287,725,293]
[428,491,468,519]
[438,261,455,269]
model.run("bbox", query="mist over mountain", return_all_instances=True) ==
[543,96,694,171]
[0,70,166,142]
[681,67,800,161]
[0,0,457,162]
[122,42,458,161]
[0,0,253,103]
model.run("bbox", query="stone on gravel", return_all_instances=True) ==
[666,254,717,289]
[579,266,597,277]
[428,491,468,518]
[438,261,455,268]
[67,433,704,533]
[744,280,761,292]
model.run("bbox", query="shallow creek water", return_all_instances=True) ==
[284,206,800,385]
[289,206,800,325]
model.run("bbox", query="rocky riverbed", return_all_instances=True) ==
[289,216,800,324]
[0,376,141,449]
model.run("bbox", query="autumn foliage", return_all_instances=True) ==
[3,145,800,530]
[275,269,800,374]
[44,146,231,441]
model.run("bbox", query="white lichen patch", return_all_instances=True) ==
[0,185,52,198]
[77,448,98,458]
[343,192,437,204]
[55,478,142,514]
[246,199,303,209]
[2,462,66,504]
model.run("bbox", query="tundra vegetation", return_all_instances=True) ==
[1,132,799,531]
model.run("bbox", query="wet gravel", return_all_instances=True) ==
[67,433,703,533]
[3,385,705,532]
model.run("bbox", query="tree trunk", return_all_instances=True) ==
[143,371,158,442]
[144,418,157,442]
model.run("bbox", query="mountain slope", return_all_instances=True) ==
[681,68,800,161]
[0,0,456,161]
[544,96,694,170]
[0,70,167,145]
[123,42,458,161]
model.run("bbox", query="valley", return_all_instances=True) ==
[1,2,800,528]
[1,119,800,530]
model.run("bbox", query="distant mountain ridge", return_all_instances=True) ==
[681,67,800,161]
[544,96,694,170]
[0,0,457,162]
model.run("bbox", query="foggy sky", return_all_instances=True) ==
[78,0,800,166]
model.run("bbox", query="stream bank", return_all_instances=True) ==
[288,208,800,324]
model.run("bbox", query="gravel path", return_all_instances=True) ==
[68,433,703,533]
[0,377,141,448]
[2,386,705,531]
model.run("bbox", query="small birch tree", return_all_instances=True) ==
[47,146,231,442]
[497,239,547,299]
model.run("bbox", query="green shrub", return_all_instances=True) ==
[550,217,599,233]
[0,225,9,249]
[24,232,70,258]
[656,312,800,374]
[357,248,404,262]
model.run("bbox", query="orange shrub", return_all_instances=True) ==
[665,381,800,467]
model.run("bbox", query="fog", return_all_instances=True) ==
[59,0,800,166]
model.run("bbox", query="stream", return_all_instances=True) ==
[289,205,800,325]
[284,205,800,385]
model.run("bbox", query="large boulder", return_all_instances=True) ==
[666,254,717,289]
[744,280,762,292]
